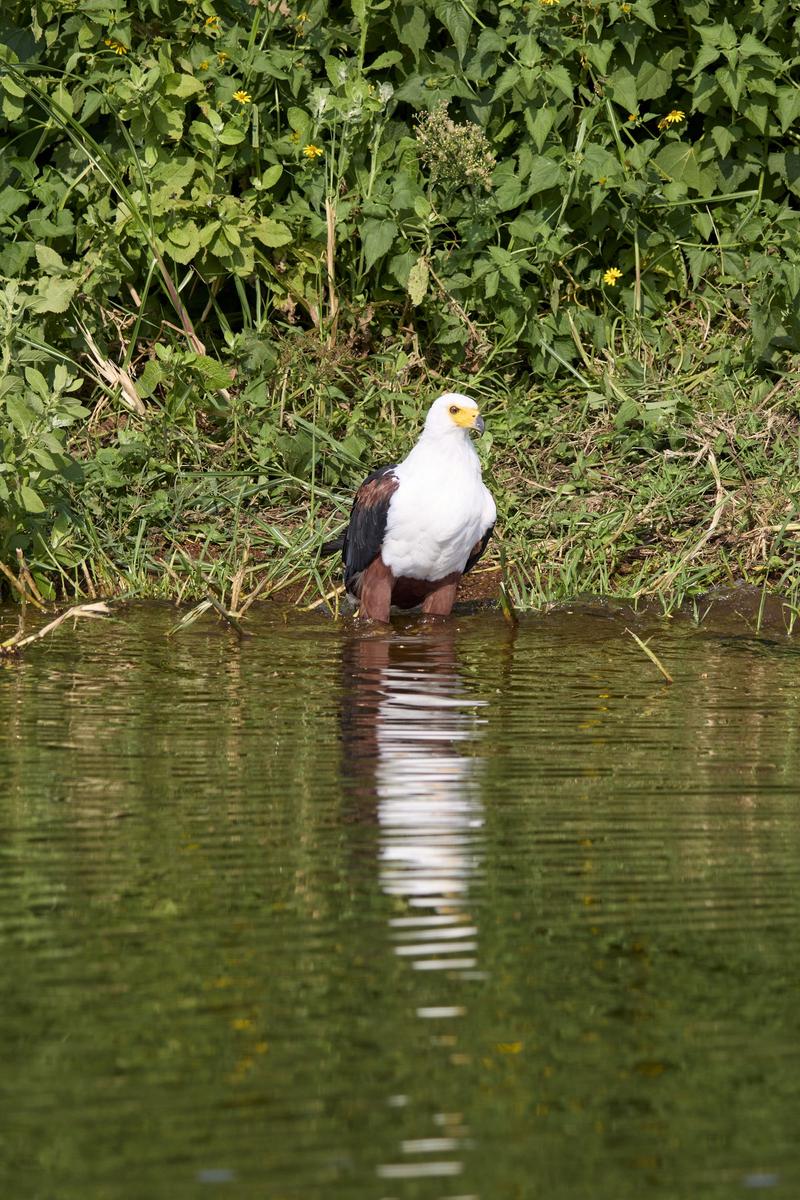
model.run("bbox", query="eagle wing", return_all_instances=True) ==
[464,523,495,574]
[343,465,399,594]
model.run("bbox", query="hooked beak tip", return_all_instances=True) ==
[473,414,485,435]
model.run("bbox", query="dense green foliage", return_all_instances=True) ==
[0,0,799,601]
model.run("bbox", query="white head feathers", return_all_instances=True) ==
[423,392,483,438]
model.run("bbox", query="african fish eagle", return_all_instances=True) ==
[331,392,496,621]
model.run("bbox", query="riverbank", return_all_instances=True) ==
[3,0,800,619]
[6,313,792,623]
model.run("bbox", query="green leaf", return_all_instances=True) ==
[636,58,672,100]
[710,125,734,158]
[136,360,164,399]
[692,43,721,77]
[544,65,574,101]
[655,143,715,193]
[20,485,46,514]
[527,154,563,194]
[365,51,403,72]
[0,242,33,276]
[361,218,397,271]
[35,244,67,275]
[716,65,747,110]
[2,89,24,121]
[24,367,49,401]
[187,354,233,390]
[0,186,27,222]
[2,74,27,99]
[218,124,247,146]
[609,67,638,114]
[396,7,429,56]
[163,220,201,264]
[287,106,310,140]
[153,104,185,140]
[252,218,292,247]
[744,100,768,133]
[435,0,472,61]
[5,397,35,435]
[407,256,429,306]
[51,512,73,549]
[29,277,77,314]
[164,73,204,99]
[31,446,59,472]
[582,143,622,183]
[584,39,614,74]
[530,107,554,152]
[777,87,800,134]
[258,164,283,189]
[493,65,520,101]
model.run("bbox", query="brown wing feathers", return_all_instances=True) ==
[342,465,399,594]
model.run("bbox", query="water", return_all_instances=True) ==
[1,598,799,1199]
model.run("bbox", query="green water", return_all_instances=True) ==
[1,599,799,1199]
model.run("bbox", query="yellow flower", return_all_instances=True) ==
[539,0,559,5]
[627,112,637,121]
[658,108,686,130]
[103,37,128,55]
[621,2,631,10]
[217,51,229,63]
[232,89,252,104]
[204,14,220,27]
[199,60,209,70]
[290,130,301,143]
[603,267,623,286]
[303,143,323,158]
[297,11,309,20]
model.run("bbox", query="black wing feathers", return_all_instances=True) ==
[464,523,494,574]
[342,465,399,591]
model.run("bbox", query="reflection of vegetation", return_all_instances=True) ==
[1,3,800,605]
[473,612,800,1197]
[2,610,800,1193]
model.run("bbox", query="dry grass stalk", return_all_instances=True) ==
[639,445,726,597]
[325,197,339,336]
[81,326,147,417]
[166,592,250,638]
[625,628,674,685]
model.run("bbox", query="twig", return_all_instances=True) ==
[1,602,112,655]
[301,584,345,612]
[0,560,36,606]
[205,593,250,638]
[16,550,45,606]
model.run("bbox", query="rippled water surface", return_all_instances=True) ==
[2,599,800,1199]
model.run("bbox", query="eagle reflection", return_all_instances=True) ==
[341,624,486,972]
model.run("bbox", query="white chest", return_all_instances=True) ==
[381,447,493,581]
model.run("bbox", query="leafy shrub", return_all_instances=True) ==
[1,0,799,371]
[0,281,85,571]
[1,0,800,582]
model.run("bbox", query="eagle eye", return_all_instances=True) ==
[449,405,459,415]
